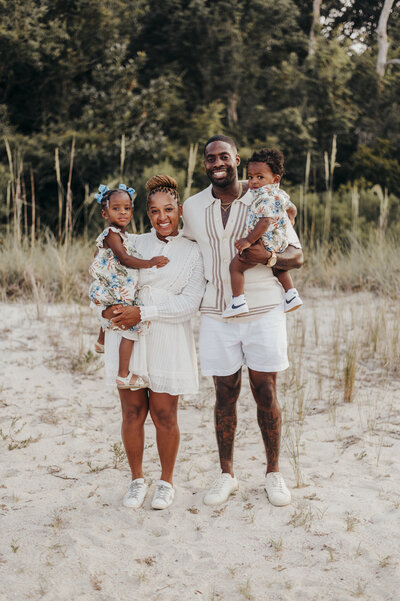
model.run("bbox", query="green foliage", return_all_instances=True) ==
[0,0,399,238]
[351,139,400,193]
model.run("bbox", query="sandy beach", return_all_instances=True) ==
[1,293,399,601]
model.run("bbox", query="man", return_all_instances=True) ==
[183,134,303,507]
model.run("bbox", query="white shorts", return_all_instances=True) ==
[199,304,289,376]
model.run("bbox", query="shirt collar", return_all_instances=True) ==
[251,183,281,196]
[150,228,184,243]
[203,183,252,207]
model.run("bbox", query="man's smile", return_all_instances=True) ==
[212,169,227,178]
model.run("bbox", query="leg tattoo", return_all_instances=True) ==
[213,371,241,475]
[249,371,281,473]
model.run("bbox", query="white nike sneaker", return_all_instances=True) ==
[284,288,303,313]
[222,296,249,318]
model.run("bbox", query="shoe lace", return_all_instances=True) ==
[268,473,283,491]
[127,481,143,499]
[155,484,171,501]
[210,474,231,494]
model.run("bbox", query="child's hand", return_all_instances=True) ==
[235,238,252,253]
[287,207,296,226]
[148,255,169,269]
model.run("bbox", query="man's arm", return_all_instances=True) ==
[239,240,303,270]
[275,245,303,270]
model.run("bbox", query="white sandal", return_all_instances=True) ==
[116,371,148,390]
[94,341,104,354]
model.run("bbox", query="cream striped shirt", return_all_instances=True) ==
[183,184,301,321]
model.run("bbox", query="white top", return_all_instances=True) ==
[104,230,205,395]
[183,184,301,321]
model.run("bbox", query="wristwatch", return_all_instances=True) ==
[265,251,277,267]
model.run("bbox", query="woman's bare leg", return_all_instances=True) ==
[149,392,179,485]
[119,388,149,479]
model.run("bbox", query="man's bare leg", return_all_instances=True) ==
[213,369,242,476]
[248,370,281,473]
[203,370,242,505]
[248,369,291,505]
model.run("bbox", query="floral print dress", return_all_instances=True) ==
[247,184,294,253]
[89,226,143,338]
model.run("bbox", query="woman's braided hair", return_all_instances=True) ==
[145,175,180,206]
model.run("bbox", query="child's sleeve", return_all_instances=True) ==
[281,191,296,212]
[258,190,282,218]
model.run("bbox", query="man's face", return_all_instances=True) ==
[204,141,240,188]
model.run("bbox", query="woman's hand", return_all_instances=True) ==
[111,306,142,329]
[102,304,123,320]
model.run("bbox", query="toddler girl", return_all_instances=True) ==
[89,184,169,388]
[222,148,302,318]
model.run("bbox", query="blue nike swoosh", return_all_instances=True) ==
[286,296,297,304]
[231,302,246,309]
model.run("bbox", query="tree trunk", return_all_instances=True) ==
[376,0,395,78]
[227,93,238,126]
[308,0,322,57]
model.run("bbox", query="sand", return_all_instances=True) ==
[1,294,399,601]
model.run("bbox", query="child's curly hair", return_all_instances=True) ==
[98,187,133,210]
[145,175,180,206]
[247,148,285,177]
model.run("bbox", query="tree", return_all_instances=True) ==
[376,0,397,78]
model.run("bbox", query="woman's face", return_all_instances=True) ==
[147,191,182,241]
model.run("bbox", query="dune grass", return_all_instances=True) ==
[0,233,93,303]
[1,230,399,303]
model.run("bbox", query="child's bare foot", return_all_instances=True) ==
[116,371,148,390]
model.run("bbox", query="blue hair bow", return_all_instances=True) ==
[118,184,135,200]
[94,183,135,205]
[94,184,109,204]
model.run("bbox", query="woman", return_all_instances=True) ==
[101,175,204,510]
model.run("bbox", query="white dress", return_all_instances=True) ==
[104,230,205,395]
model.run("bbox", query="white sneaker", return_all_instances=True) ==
[284,288,303,313]
[151,480,175,510]
[222,297,249,318]
[265,472,291,506]
[203,473,239,506]
[123,478,148,508]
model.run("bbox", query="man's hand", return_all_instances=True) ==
[239,241,304,270]
[235,238,252,253]
[239,240,270,265]
[111,305,141,329]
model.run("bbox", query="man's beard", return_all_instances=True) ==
[206,165,237,188]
